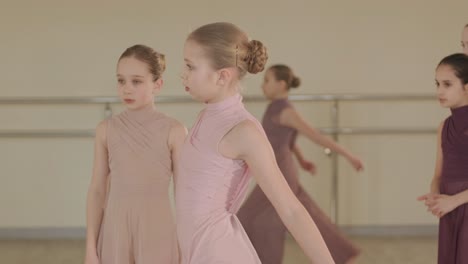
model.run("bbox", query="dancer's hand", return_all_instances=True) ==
[347,155,364,171]
[84,253,100,264]
[300,159,317,175]
[429,194,457,218]
[417,192,437,210]
[418,193,457,218]
[417,192,436,203]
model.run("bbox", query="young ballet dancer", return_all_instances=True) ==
[418,53,468,264]
[84,45,186,264]
[176,22,335,264]
[237,64,363,264]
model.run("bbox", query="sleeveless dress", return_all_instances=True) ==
[438,104,468,264]
[176,94,262,264]
[97,104,179,264]
[238,98,359,264]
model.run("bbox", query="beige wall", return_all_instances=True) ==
[0,0,467,228]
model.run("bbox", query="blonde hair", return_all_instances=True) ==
[119,44,166,81]
[187,22,268,78]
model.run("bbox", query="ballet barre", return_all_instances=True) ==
[0,127,436,138]
[0,93,437,223]
[0,93,435,105]
[0,129,95,138]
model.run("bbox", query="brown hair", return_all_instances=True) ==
[269,64,301,89]
[187,22,268,78]
[438,53,468,86]
[119,44,166,81]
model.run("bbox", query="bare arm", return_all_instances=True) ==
[85,121,110,261]
[280,107,363,171]
[168,120,187,264]
[430,121,444,194]
[291,144,305,163]
[292,144,317,175]
[219,120,334,264]
[427,189,468,218]
[454,189,468,207]
[418,121,444,203]
[168,121,188,193]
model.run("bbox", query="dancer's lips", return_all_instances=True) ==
[124,99,135,104]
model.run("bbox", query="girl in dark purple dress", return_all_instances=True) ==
[238,64,364,264]
[418,53,468,264]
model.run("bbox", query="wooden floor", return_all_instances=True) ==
[284,236,437,264]
[0,236,437,264]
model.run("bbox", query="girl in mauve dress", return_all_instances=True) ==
[238,64,363,264]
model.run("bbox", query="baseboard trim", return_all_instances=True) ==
[340,225,438,237]
[0,227,86,239]
[0,225,438,239]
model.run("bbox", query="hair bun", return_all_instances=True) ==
[246,40,268,74]
[290,76,301,88]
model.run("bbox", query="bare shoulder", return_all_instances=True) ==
[280,106,298,119]
[220,119,269,159]
[435,120,446,142]
[158,114,187,137]
[228,119,264,141]
[168,117,187,135]
[166,117,187,148]
[438,120,445,131]
[95,119,108,143]
[279,106,306,128]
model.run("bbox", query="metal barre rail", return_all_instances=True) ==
[0,127,437,138]
[0,130,95,138]
[0,93,438,223]
[0,93,435,104]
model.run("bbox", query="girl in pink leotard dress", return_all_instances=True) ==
[176,22,335,264]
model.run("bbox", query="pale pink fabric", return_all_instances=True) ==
[176,94,262,264]
[97,104,179,264]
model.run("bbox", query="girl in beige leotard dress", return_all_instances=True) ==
[84,45,186,264]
